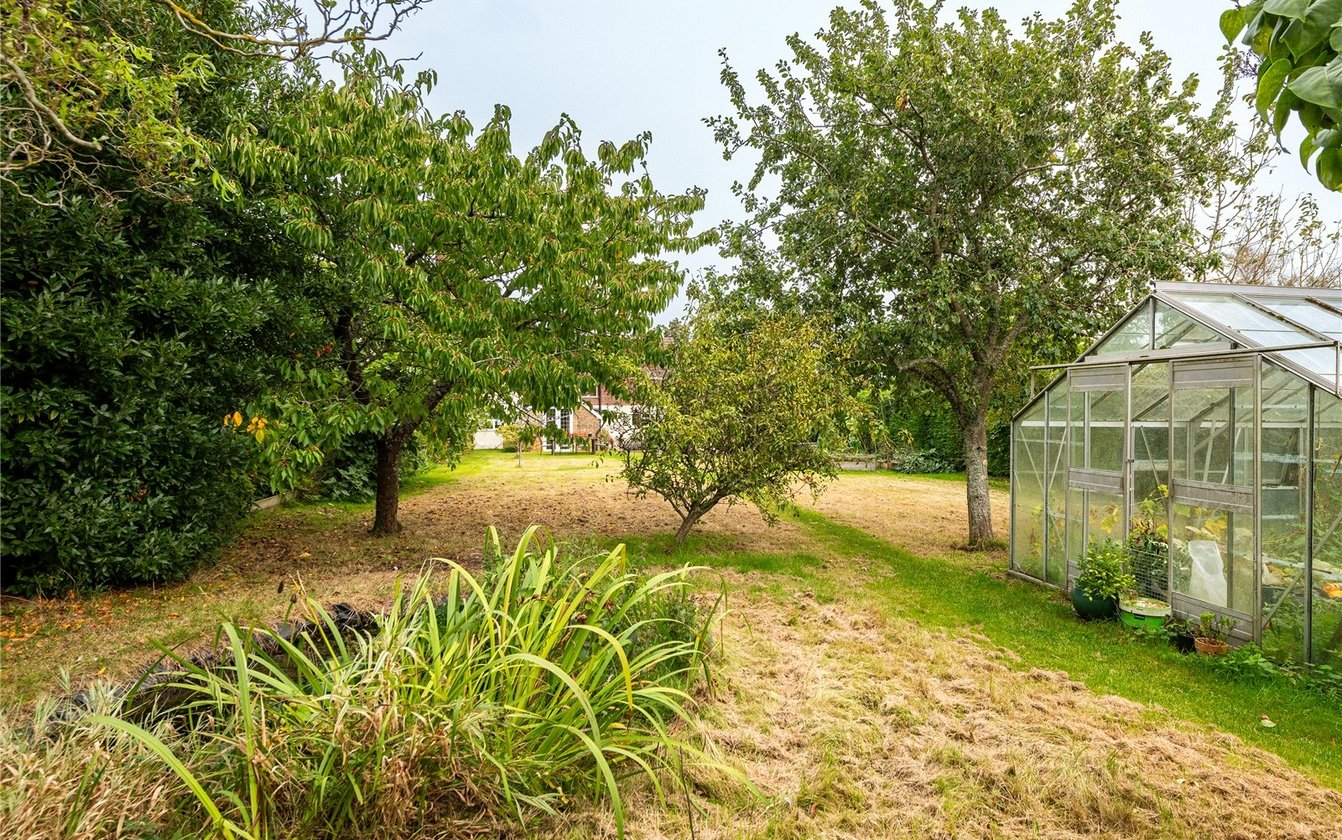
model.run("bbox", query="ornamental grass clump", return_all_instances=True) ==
[2,527,720,839]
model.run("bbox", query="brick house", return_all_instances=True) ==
[472,382,645,453]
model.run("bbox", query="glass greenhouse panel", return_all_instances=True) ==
[1086,388,1126,473]
[1259,363,1309,663]
[1166,292,1317,348]
[1250,297,1342,340]
[1045,385,1069,586]
[1090,299,1152,356]
[1012,400,1047,581]
[1172,384,1253,487]
[1085,489,1125,548]
[1130,363,1171,600]
[1279,346,1338,389]
[1314,391,1342,666]
[1154,301,1227,350]
[1171,501,1254,617]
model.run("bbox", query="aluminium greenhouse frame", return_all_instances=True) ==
[1009,281,1342,666]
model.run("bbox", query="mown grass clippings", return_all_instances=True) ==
[595,570,1342,840]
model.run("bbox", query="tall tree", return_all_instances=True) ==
[710,0,1238,547]
[237,51,707,534]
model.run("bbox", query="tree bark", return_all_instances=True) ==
[371,432,407,536]
[674,506,707,544]
[961,407,994,549]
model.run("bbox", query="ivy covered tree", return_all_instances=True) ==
[236,52,708,534]
[710,0,1238,547]
[623,298,848,544]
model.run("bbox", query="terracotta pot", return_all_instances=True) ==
[1194,637,1229,656]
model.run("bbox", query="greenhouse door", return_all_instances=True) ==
[1066,364,1129,584]
[1168,356,1256,631]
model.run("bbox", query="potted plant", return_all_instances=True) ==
[1071,540,1135,620]
[1193,611,1235,655]
[1165,617,1197,654]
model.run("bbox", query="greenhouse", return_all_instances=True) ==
[1009,281,1342,665]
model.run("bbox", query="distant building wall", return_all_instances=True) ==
[473,428,504,450]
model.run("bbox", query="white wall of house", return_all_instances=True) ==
[473,428,504,450]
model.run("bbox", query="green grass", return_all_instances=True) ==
[624,508,1342,790]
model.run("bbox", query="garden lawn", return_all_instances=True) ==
[3,451,1341,838]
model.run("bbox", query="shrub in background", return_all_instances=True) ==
[312,432,437,502]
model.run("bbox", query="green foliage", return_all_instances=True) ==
[623,297,850,542]
[238,48,707,532]
[710,0,1238,545]
[858,387,1011,475]
[0,0,213,203]
[886,447,960,475]
[1205,641,1342,701]
[498,421,543,454]
[1222,0,1342,190]
[1075,541,1136,602]
[1197,610,1238,643]
[313,432,439,502]
[10,529,719,837]
[0,0,316,594]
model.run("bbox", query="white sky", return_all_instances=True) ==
[383,1,1338,319]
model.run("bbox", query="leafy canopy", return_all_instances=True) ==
[623,297,848,543]
[709,0,1238,544]
[1222,0,1342,190]
[231,48,708,532]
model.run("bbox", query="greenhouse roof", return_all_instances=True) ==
[1074,281,1342,397]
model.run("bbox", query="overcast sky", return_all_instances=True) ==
[382,0,1336,319]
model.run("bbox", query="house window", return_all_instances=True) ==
[547,408,572,434]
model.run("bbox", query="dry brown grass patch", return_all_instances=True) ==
[811,473,1010,566]
[599,570,1342,840]
[1,454,820,702]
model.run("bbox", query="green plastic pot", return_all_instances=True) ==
[1118,597,1171,631]
[1071,585,1117,620]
